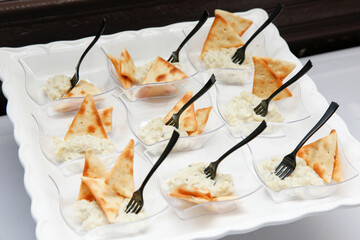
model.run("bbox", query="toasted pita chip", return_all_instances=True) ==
[297,129,338,183]
[215,9,253,36]
[64,94,107,140]
[135,84,178,99]
[78,149,110,201]
[258,56,296,81]
[200,15,244,60]
[252,56,292,101]
[330,130,343,182]
[163,91,198,132]
[105,139,134,198]
[98,106,113,132]
[170,186,213,204]
[142,57,188,84]
[107,54,132,89]
[82,177,124,222]
[120,48,136,82]
[188,106,212,136]
[64,80,102,99]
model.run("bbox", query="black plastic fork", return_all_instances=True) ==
[274,101,339,179]
[253,60,313,117]
[204,120,267,179]
[69,18,107,91]
[232,3,284,65]
[125,131,180,214]
[167,10,209,63]
[165,74,216,128]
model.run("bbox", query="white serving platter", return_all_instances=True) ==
[1,8,360,240]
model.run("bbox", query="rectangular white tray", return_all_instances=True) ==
[1,8,360,240]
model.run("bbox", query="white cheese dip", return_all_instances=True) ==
[138,118,188,145]
[203,48,253,70]
[167,162,234,197]
[225,91,284,125]
[74,198,147,231]
[52,134,115,162]
[259,156,325,192]
[43,74,71,100]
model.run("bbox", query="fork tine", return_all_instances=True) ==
[274,164,285,175]
[281,168,293,180]
[125,199,135,213]
[135,204,143,214]
[165,117,174,126]
[133,203,141,214]
[278,167,290,179]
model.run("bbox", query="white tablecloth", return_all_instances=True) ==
[1,46,359,240]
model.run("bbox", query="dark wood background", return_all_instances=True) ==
[0,0,359,115]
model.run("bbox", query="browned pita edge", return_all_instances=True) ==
[214,9,253,36]
[331,130,343,182]
[98,106,113,132]
[64,80,102,99]
[120,47,136,82]
[163,91,198,132]
[107,54,133,89]
[259,56,296,82]
[105,139,135,198]
[64,94,108,140]
[200,15,244,60]
[188,106,212,136]
[78,149,110,201]
[297,129,338,183]
[82,176,124,222]
[135,84,178,99]
[142,57,188,84]
[252,56,292,101]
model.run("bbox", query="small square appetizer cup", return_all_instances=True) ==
[49,151,168,239]
[118,75,225,157]
[215,78,310,138]
[183,9,269,84]
[32,90,134,165]
[19,45,117,105]
[100,27,197,101]
[249,123,358,203]
[145,129,261,219]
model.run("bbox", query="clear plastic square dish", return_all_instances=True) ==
[215,78,310,138]
[32,90,134,165]
[249,123,359,203]
[118,75,225,157]
[183,9,269,84]
[48,151,168,239]
[19,45,117,105]
[100,27,197,101]
[145,129,261,219]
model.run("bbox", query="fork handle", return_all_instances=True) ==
[243,3,284,49]
[215,120,267,164]
[177,74,216,116]
[174,10,209,55]
[139,131,180,191]
[75,18,107,72]
[291,101,339,155]
[266,60,313,102]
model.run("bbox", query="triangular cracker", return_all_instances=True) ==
[170,186,213,204]
[259,56,296,81]
[142,57,188,84]
[82,177,124,222]
[64,80,102,98]
[331,130,343,182]
[105,139,134,198]
[107,54,132,89]
[163,91,198,132]
[64,94,107,140]
[135,85,178,99]
[188,106,212,136]
[200,15,244,60]
[252,56,292,101]
[98,106,113,132]
[297,129,338,183]
[78,149,110,201]
[215,9,253,36]
[120,48,136,82]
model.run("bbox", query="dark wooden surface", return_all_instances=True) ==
[1,0,360,115]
